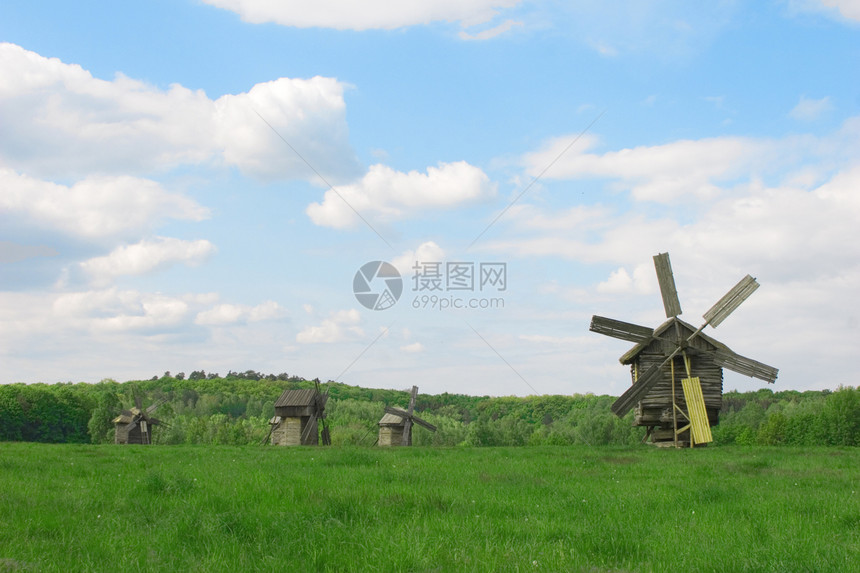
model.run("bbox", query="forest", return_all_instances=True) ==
[0,371,858,447]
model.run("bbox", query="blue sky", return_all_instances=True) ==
[1,0,858,397]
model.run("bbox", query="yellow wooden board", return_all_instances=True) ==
[680,376,713,444]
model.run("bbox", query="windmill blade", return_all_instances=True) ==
[320,419,331,446]
[407,386,418,415]
[590,316,654,344]
[401,417,413,446]
[262,424,276,446]
[134,392,143,411]
[712,349,778,383]
[145,398,167,414]
[262,416,280,445]
[301,410,318,444]
[125,416,140,434]
[384,406,410,418]
[703,274,759,328]
[411,415,437,432]
[654,252,683,318]
[611,363,664,417]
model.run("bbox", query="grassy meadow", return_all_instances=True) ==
[0,443,858,572]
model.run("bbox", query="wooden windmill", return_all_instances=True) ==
[378,385,437,446]
[590,252,778,446]
[267,379,331,446]
[113,395,165,445]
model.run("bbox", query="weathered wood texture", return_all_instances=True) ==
[589,316,653,344]
[630,353,723,427]
[653,252,682,318]
[270,416,318,446]
[378,426,405,447]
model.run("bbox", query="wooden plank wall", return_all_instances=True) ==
[378,426,404,447]
[632,352,723,427]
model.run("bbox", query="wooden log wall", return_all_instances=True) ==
[631,352,722,427]
[378,426,404,447]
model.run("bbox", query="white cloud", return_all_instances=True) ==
[558,1,739,59]
[597,264,654,294]
[213,76,359,182]
[306,161,495,228]
[495,117,860,279]
[400,342,424,353]
[201,0,520,30]
[194,300,285,325]
[391,241,447,275]
[792,0,860,22]
[459,19,523,40]
[2,287,281,337]
[519,334,583,345]
[490,166,860,281]
[0,169,208,240]
[0,43,358,181]
[296,308,363,343]
[522,133,782,203]
[50,289,191,333]
[822,0,860,20]
[789,95,833,121]
[80,237,215,286]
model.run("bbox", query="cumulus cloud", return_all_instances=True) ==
[522,133,784,203]
[2,287,282,337]
[80,237,216,286]
[0,43,358,181]
[0,169,208,240]
[214,76,359,182]
[51,289,191,333]
[296,309,363,343]
[194,300,285,325]
[596,264,655,294]
[306,161,495,228]
[490,117,860,282]
[391,241,447,275]
[201,0,520,30]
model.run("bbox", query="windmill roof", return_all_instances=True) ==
[111,410,160,425]
[619,316,732,364]
[379,411,406,425]
[274,388,320,407]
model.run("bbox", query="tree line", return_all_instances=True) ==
[0,375,858,447]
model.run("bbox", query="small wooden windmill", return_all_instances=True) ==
[267,380,331,446]
[113,395,165,445]
[590,252,778,446]
[378,386,437,446]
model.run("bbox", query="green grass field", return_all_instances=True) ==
[0,444,858,572]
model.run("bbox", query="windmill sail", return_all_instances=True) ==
[610,363,663,417]
[703,275,758,327]
[590,316,654,344]
[654,252,682,318]
[712,349,778,383]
